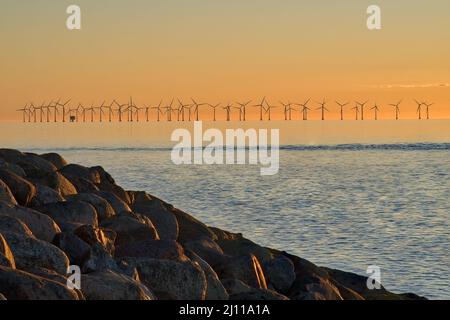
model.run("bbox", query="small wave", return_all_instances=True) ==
[24,143,450,153]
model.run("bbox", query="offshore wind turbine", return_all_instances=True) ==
[113,100,127,122]
[77,103,86,122]
[164,99,174,121]
[296,99,311,120]
[191,98,206,121]
[352,104,360,120]
[151,100,163,122]
[414,99,424,120]
[177,99,191,122]
[371,103,380,120]
[235,100,252,121]
[208,103,221,121]
[29,103,37,122]
[44,101,53,122]
[389,100,402,120]
[56,99,71,122]
[264,99,277,121]
[356,100,368,120]
[223,103,233,121]
[335,101,349,121]
[50,100,60,122]
[280,101,291,121]
[16,104,29,122]
[316,99,329,121]
[233,104,244,121]
[254,97,266,121]
[97,101,107,122]
[424,102,434,120]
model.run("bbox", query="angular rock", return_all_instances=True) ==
[39,153,68,170]
[0,233,15,268]
[115,240,185,261]
[81,270,155,300]
[81,243,137,280]
[18,153,57,178]
[33,171,77,197]
[130,191,178,240]
[30,184,65,207]
[183,238,229,268]
[222,278,289,300]
[0,266,79,300]
[0,158,26,177]
[215,254,267,289]
[263,254,296,293]
[93,191,131,214]
[0,169,36,206]
[53,232,91,266]
[59,172,99,193]
[66,193,115,221]
[0,202,60,242]
[0,215,34,237]
[38,201,98,231]
[215,233,274,263]
[0,179,17,205]
[100,214,159,246]
[74,224,116,255]
[59,164,100,184]
[125,257,207,300]
[91,166,130,204]
[172,208,217,243]
[186,250,229,300]
[2,231,69,275]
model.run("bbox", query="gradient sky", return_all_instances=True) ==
[1,0,450,120]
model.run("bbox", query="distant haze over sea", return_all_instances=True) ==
[1,120,450,148]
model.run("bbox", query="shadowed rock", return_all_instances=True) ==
[60,164,100,184]
[0,216,34,237]
[38,201,98,231]
[93,191,131,214]
[0,158,26,177]
[30,184,65,207]
[0,233,15,268]
[129,191,179,241]
[0,293,5,300]
[171,207,217,243]
[32,171,77,197]
[2,231,69,275]
[53,232,91,266]
[100,214,159,246]
[91,166,130,204]
[66,193,115,222]
[0,169,36,206]
[74,224,116,255]
[0,266,79,300]
[0,202,61,242]
[222,278,289,300]
[215,254,268,290]
[0,179,17,205]
[183,237,229,268]
[186,250,229,300]
[115,240,185,261]
[125,257,207,300]
[39,153,68,170]
[262,254,296,294]
[81,270,155,300]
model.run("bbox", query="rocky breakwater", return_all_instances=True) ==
[0,148,426,300]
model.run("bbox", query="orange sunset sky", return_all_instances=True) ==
[1,0,449,121]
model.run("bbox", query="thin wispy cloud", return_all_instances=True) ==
[369,83,450,89]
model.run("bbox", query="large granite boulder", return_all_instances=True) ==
[0,233,15,269]
[0,179,17,205]
[0,169,36,206]
[0,202,61,242]
[0,266,79,300]
[81,270,155,300]
[2,231,69,275]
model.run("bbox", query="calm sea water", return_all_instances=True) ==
[25,144,448,299]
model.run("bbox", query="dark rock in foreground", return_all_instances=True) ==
[0,148,426,300]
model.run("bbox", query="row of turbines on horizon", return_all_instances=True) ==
[16,98,435,123]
